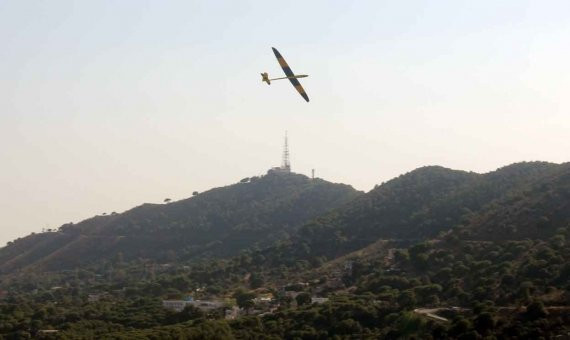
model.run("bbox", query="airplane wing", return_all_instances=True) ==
[272,47,309,102]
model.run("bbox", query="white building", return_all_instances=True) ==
[311,297,329,304]
[88,294,101,302]
[225,306,241,320]
[162,300,193,312]
[163,299,226,312]
[188,300,225,311]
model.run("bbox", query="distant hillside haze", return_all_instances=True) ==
[0,172,360,273]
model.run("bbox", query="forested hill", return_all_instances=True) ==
[0,172,361,273]
[260,162,569,265]
[460,162,570,240]
[1,161,567,275]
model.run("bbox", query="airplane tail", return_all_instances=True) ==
[261,72,271,85]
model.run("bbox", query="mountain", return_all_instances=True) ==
[0,172,361,273]
[258,162,569,266]
[3,162,568,275]
[460,162,570,240]
[2,162,570,339]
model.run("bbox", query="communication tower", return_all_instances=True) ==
[268,132,291,174]
[281,131,291,172]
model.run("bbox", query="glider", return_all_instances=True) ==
[261,47,309,102]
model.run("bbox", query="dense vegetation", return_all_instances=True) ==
[0,172,360,273]
[1,162,569,338]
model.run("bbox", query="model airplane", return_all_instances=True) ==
[261,47,309,102]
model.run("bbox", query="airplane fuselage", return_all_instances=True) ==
[261,73,308,85]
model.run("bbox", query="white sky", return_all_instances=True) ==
[1,1,569,246]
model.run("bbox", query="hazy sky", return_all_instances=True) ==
[1,1,569,246]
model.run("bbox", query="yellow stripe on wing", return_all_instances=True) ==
[277,57,289,68]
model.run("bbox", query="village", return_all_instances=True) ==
[84,259,361,320]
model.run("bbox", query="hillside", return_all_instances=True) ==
[460,162,570,240]
[3,162,566,276]
[1,162,569,338]
[255,162,568,266]
[0,172,361,273]
[150,161,569,291]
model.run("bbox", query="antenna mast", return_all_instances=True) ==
[281,131,291,172]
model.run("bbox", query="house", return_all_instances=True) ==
[311,297,329,304]
[162,300,193,312]
[188,300,225,312]
[38,330,58,334]
[37,329,59,338]
[225,306,241,320]
[325,277,345,290]
[87,293,108,302]
[284,282,309,291]
[254,293,274,305]
[284,291,301,299]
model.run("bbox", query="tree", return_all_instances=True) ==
[336,318,362,335]
[449,318,470,338]
[411,253,429,271]
[177,305,204,322]
[397,290,416,309]
[473,312,494,335]
[249,273,264,289]
[525,300,547,320]
[233,289,255,312]
[279,295,293,308]
[295,292,311,306]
